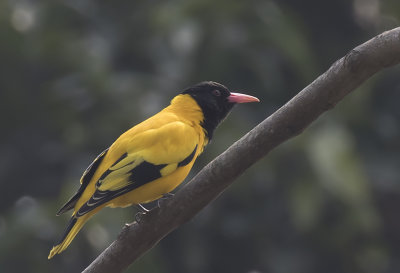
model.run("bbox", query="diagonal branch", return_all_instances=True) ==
[82,27,400,273]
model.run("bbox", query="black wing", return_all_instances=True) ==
[56,148,109,216]
[75,145,197,217]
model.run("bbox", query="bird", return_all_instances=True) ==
[48,81,259,259]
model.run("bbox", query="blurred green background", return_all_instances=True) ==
[1,0,400,272]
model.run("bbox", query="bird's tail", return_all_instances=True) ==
[48,213,91,259]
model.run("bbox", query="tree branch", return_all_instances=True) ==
[82,27,400,273]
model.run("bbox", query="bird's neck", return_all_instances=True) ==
[166,94,211,141]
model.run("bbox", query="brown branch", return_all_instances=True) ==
[82,27,400,273]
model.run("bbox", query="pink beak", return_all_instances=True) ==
[227,92,260,104]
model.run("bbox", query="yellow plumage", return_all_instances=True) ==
[48,82,259,259]
[49,95,207,259]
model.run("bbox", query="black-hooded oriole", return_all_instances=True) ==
[48,81,259,259]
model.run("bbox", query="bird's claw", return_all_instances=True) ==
[162,193,174,198]
[136,203,149,213]
[134,203,150,223]
[135,211,145,223]
[157,192,175,208]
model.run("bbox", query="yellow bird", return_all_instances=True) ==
[48,81,259,259]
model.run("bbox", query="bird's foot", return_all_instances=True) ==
[157,192,175,208]
[134,203,150,223]
[136,203,150,213]
[162,193,174,198]
[135,211,145,223]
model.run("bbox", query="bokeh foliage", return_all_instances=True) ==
[1,0,400,272]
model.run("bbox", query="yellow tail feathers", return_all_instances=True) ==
[48,214,91,259]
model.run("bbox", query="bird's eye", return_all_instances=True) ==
[212,90,221,97]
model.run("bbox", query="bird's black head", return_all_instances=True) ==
[182,81,259,140]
